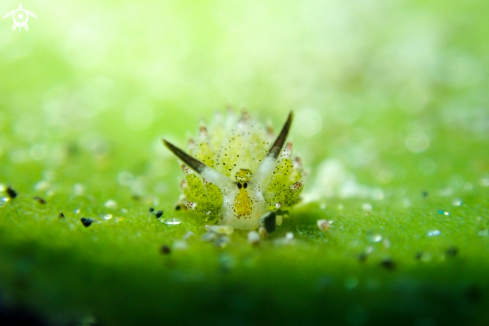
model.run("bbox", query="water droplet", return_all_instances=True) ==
[345,276,359,289]
[104,199,117,209]
[285,232,294,240]
[117,171,134,186]
[451,198,462,206]
[427,230,441,237]
[0,197,8,207]
[478,229,488,237]
[100,214,113,220]
[405,131,430,153]
[163,218,181,225]
[403,198,411,207]
[437,209,450,216]
[367,233,382,243]
[295,109,323,137]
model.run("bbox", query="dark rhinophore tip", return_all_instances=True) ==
[80,218,93,227]
[260,211,277,234]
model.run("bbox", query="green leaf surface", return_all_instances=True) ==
[1,0,488,325]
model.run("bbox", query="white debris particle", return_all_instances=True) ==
[73,183,85,196]
[173,240,188,250]
[104,199,118,209]
[34,180,51,191]
[362,203,373,212]
[427,230,441,237]
[317,219,331,232]
[205,225,234,235]
[247,231,260,245]
[100,214,113,220]
[285,232,294,240]
[480,177,489,187]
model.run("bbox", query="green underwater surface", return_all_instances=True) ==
[0,0,488,325]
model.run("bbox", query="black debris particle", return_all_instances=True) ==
[380,258,396,270]
[415,251,423,260]
[160,245,171,255]
[58,212,65,219]
[149,207,155,213]
[422,191,429,198]
[155,210,163,218]
[6,186,17,199]
[446,246,459,257]
[80,218,93,227]
[260,211,276,233]
[358,252,368,263]
[33,197,46,204]
[175,204,182,211]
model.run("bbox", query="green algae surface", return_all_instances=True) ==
[1,0,489,325]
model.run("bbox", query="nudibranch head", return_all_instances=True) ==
[163,110,306,230]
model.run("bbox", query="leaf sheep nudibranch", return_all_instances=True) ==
[162,110,306,230]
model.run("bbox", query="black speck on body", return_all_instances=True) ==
[80,218,92,227]
[58,212,65,219]
[446,246,459,257]
[33,197,46,204]
[149,207,155,213]
[380,258,396,270]
[160,245,171,255]
[6,186,17,199]
[155,210,163,218]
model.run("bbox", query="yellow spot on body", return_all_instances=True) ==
[234,189,253,217]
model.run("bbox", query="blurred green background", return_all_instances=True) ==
[1,0,489,325]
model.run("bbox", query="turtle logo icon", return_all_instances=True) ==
[3,3,38,32]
